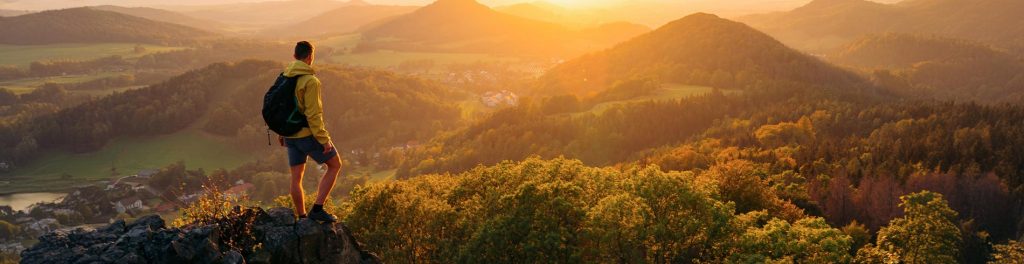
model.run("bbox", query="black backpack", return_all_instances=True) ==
[262,73,309,136]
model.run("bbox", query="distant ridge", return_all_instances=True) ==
[90,5,228,33]
[262,4,418,38]
[740,0,1024,54]
[172,0,352,30]
[363,0,565,42]
[540,13,870,96]
[358,0,645,55]
[0,8,214,45]
[831,33,1024,102]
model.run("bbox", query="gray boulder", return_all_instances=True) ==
[20,207,382,264]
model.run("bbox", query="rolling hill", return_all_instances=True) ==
[0,8,214,45]
[539,13,871,97]
[358,0,647,56]
[171,0,354,32]
[359,0,569,54]
[494,1,607,28]
[90,5,228,33]
[0,60,460,174]
[260,4,418,39]
[391,13,885,179]
[740,0,1024,54]
[831,33,1024,102]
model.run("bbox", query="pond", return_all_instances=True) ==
[0,192,66,212]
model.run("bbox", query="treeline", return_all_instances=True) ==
[394,77,1024,250]
[635,101,1024,243]
[0,56,131,81]
[333,158,1023,263]
[832,34,1024,103]
[0,59,462,171]
[0,85,94,126]
[0,39,293,82]
[395,81,869,178]
[205,65,461,150]
[0,60,280,164]
[134,40,295,70]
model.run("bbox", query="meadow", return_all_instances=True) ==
[0,128,264,194]
[0,43,183,67]
[0,72,126,94]
[580,84,728,115]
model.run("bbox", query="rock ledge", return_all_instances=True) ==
[20,207,381,264]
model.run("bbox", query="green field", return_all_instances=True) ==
[0,72,125,94]
[318,34,363,51]
[0,43,184,67]
[0,129,266,194]
[579,84,735,116]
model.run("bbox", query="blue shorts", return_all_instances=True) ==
[285,136,338,166]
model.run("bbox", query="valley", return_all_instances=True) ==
[2,0,1024,263]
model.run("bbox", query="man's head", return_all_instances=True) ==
[294,41,315,65]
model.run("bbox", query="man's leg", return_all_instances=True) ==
[289,164,306,217]
[314,155,342,205]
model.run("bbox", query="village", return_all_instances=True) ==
[0,168,255,256]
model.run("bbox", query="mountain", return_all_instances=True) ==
[0,8,214,45]
[493,1,604,28]
[260,4,418,38]
[359,0,569,54]
[740,0,1024,54]
[358,0,645,55]
[90,5,228,33]
[539,13,870,97]
[170,0,353,32]
[831,33,1024,102]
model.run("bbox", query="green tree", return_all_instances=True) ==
[582,193,652,263]
[730,215,853,263]
[855,191,962,264]
[842,221,872,255]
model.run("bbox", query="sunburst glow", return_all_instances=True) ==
[545,0,621,8]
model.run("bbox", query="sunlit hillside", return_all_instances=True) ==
[741,0,1024,54]
[2,0,1024,263]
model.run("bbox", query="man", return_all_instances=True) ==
[279,41,340,222]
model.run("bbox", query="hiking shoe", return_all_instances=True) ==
[308,209,337,223]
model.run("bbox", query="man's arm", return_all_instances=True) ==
[302,77,333,150]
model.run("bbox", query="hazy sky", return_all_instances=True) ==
[0,0,904,11]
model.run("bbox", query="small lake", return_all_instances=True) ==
[0,192,66,212]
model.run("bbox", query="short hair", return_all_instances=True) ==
[294,41,314,60]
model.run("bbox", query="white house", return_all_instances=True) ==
[112,198,144,214]
[27,218,59,233]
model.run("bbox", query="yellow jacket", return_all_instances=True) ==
[283,60,332,144]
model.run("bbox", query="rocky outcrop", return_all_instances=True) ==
[20,207,381,264]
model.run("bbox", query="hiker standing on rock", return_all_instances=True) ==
[262,41,340,222]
